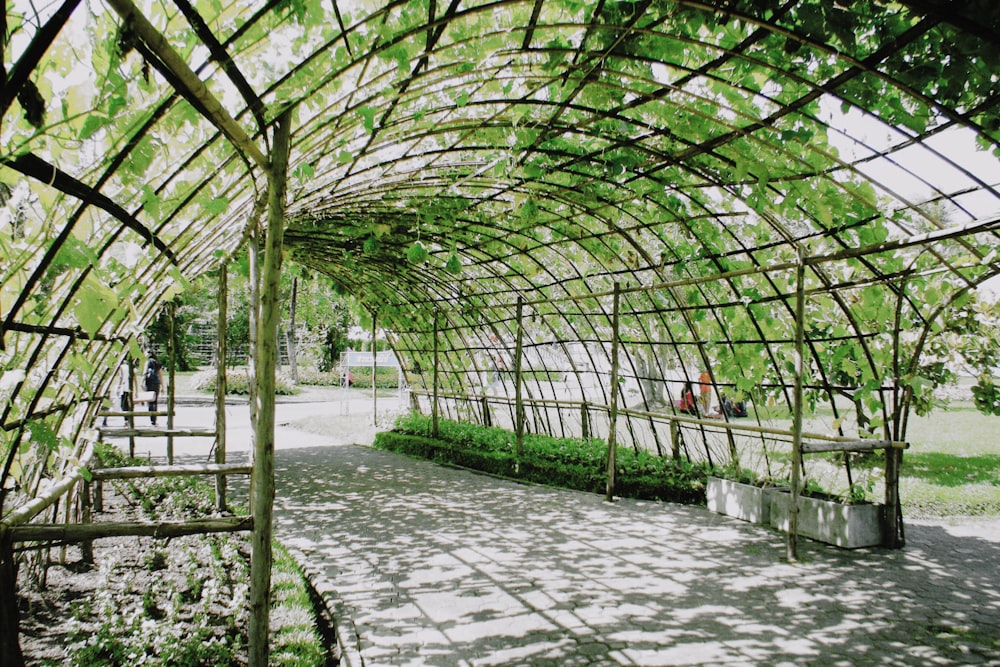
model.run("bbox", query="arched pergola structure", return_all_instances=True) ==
[2,0,999,661]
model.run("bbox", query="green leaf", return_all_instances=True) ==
[27,420,59,452]
[75,278,118,337]
[80,114,110,140]
[407,242,429,263]
[203,196,229,216]
[140,185,160,221]
[359,106,377,132]
[445,253,462,274]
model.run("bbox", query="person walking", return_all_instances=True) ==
[143,354,164,425]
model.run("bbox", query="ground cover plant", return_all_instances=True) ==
[376,413,708,503]
[18,443,329,667]
[296,367,400,389]
[191,368,299,395]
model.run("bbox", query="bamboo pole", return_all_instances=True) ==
[216,266,228,512]
[9,516,253,543]
[127,357,136,457]
[514,297,525,459]
[0,527,24,667]
[670,420,681,461]
[432,310,440,438]
[788,253,806,562]
[90,463,252,481]
[3,441,94,528]
[371,311,377,426]
[249,109,292,667]
[167,300,176,464]
[79,480,93,564]
[605,283,621,502]
[410,388,908,448]
[103,0,269,171]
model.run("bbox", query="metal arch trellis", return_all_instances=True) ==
[2,0,1000,661]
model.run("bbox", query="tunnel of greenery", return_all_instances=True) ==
[2,0,1000,663]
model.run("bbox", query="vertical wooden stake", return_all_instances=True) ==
[606,283,621,502]
[371,311,378,426]
[0,527,25,667]
[249,109,292,667]
[127,357,136,458]
[247,227,261,444]
[670,419,681,461]
[215,266,228,512]
[514,297,525,459]
[788,253,806,562]
[167,300,176,464]
[288,276,299,382]
[80,481,93,564]
[432,311,440,437]
[581,401,589,439]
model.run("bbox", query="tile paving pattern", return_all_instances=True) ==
[272,443,1000,666]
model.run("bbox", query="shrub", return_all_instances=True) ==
[191,368,298,395]
[375,414,708,504]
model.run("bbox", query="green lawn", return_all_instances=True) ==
[727,400,1000,519]
[896,404,1000,518]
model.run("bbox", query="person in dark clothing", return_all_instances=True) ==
[143,355,163,425]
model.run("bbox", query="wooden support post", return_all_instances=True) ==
[514,297,525,459]
[371,311,378,426]
[249,109,292,667]
[432,311,440,438]
[0,527,25,667]
[215,266,228,513]
[481,395,491,427]
[80,481,93,564]
[884,445,903,547]
[670,419,681,461]
[127,358,136,458]
[581,401,589,439]
[788,254,806,562]
[606,283,621,502]
[167,300,176,464]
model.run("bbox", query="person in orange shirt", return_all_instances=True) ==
[699,370,712,414]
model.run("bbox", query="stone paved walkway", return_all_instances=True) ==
[272,443,1000,667]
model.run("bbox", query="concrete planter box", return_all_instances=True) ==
[706,476,787,525]
[769,490,885,549]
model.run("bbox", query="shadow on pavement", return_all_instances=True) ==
[269,444,1000,666]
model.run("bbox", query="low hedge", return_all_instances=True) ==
[374,415,707,504]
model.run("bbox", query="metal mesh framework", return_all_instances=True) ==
[2,1,1000,509]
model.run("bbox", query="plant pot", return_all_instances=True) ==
[769,490,885,549]
[706,476,787,525]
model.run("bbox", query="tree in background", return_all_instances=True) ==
[151,257,359,373]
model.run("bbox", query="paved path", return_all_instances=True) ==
[272,442,1000,667]
[129,391,1000,665]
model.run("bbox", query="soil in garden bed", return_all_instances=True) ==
[14,485,336,666]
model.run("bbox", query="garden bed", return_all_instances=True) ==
[768,490,886,549]
[16,449,333,667]
[375,414,708,504]
[706,476,788,524]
